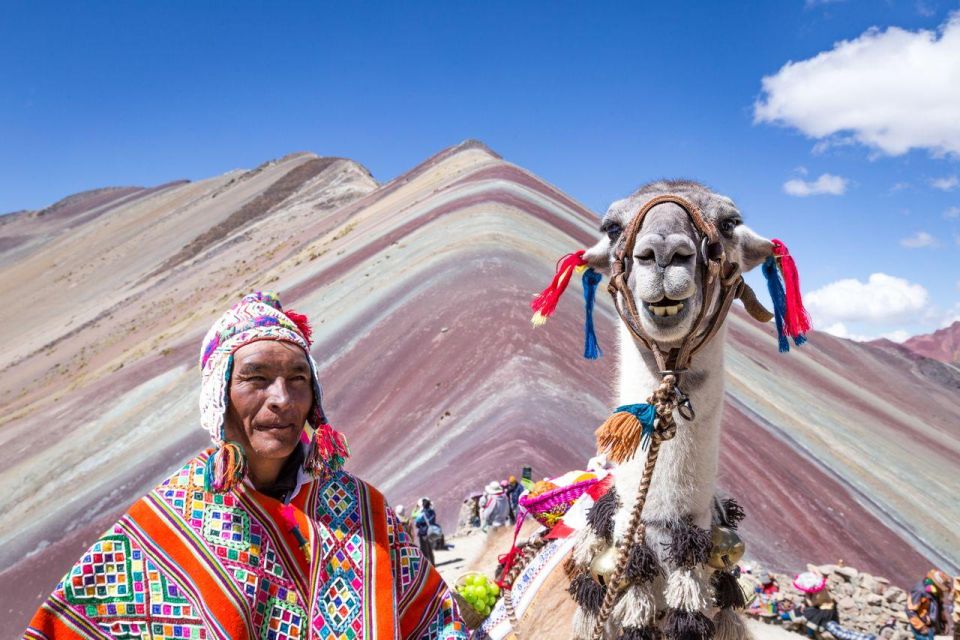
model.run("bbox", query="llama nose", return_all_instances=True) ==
[639,234,696,269]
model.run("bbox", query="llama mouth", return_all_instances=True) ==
[643,298,692,323]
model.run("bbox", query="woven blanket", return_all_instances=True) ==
[473,537,575,640]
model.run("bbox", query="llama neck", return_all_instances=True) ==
[611,321,726,537]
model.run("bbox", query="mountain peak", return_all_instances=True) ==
[901,320,960,365]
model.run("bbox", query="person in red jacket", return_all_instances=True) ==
[907,569,952,640]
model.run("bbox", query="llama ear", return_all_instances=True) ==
[737,226,774,273]
[583,236,612,275]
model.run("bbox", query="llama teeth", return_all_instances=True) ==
[653,306,666,317]
[665,305,679,316]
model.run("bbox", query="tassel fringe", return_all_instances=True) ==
[582,267,603,359]
[665,567,709,612]
[573,607,598,640]
[305,421,349,479]
[664,608,716,640]
[620,626,662,640]
[612,584,657,628]
[587,487,619,543]
[595,404,657,464]
[711,570,746,610]
[761,257,790,352]
[569,572,607,613]
[720,498,745,529]
[531,250,588,326]
[713,608,751,640]
[664,521,712,568]
[204,441,247,493]
[626,542,663,585]
[772,239,811,341]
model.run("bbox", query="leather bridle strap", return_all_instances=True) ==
[606,194,742,377]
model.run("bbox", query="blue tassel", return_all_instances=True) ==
[582,268,603,359]
[613,403,657,450]
[762,257,790,353]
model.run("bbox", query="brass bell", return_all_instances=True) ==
[590,544,618,583]
[707,525,745,569]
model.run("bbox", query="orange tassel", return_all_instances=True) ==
[594,404,657,464]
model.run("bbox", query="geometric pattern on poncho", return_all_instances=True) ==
[27,451,468,640]
[60,526,206,639]
[313,474,366,639]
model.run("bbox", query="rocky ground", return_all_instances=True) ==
[746,563,922,640]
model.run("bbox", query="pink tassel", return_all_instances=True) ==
[530,250,588,326]
[279,504,312,563]
[772,239,811,339]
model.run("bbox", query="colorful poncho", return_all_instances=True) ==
[25,451,466,640]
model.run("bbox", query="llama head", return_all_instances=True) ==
[585,180,772,345]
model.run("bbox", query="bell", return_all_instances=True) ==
[708,525,745,569]
[589,544,620,586]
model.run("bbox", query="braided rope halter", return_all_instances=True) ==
[589,194,756,639]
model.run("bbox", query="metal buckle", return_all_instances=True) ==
[674,386,696,420]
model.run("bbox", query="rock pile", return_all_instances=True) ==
[748,563,913,640]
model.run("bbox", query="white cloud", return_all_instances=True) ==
[931,175,959,190]
[754,14,960,157]
[944,206,960,219]
[805,0,845,7]
[821,322,911,343]
[783,173,848,196]
[889,182,912,193]
[900,231,939,248]
[805,273,929,326]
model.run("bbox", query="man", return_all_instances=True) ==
[414,498,440,564]
[25,292,465,639]
[907,569,952,640]
[505,476,522,523]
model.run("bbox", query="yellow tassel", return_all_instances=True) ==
[595,412,645,464]
[531,311,548,327]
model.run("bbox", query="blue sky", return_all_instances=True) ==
[2,1,959,340]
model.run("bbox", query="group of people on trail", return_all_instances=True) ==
[475,471,529,532]
[748,565,959,640]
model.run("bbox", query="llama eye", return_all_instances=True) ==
[602,222,623,241]
[719,218,740,235]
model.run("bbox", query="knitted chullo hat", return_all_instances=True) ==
[198,291,349,493]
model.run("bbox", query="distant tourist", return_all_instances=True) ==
[415,497,443,564]
[907,569,952,640]
[395,503,414,537]
[480,480,510,532]
[791,572,876,640]
[506,475,523,522]
[24,292,465,639]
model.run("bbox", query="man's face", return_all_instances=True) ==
[225,340,313,464]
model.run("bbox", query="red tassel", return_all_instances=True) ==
[772,240,811,338]
[531,250,588,326]
[285,309,313,345]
